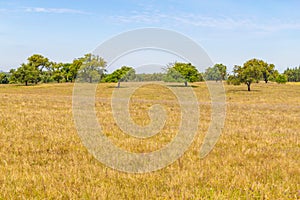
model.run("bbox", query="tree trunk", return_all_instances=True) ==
[247,83,251,91]
[184,81,188,87]
[89,77,92,83]
[25,81,28,86]
[117,81,120,88]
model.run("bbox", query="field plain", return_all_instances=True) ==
[0,82,299,199]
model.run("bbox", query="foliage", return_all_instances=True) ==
[205,63,227,81]
[28,54,52,83]
[8,53,104,85]
[0,72,9,84]
[198,72,205,82]
[40,71,53,83]
[230,59,276,84]
[77,54,107,83]
[5,53,300,86]
[227,75,241,85]
[232,61,262,91]
[27,54,51,71]
[11,63,40,86]
[51,63,65,83]
[163,67,185,83]
[68,59,83,82]
[10,54,51,85]
[268,70,279,82]
[227,59,285,90]
[260,62,276,83]
[104,66,135,87]
[284,67,300,82]
[135,73,165,82]
[164,62,199,86]
[275,74,288,84]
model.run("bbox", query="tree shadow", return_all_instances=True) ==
[107,85,129,88]
[166,84,199,88]
[12,84,36,87]
[226,89,261,93]
[105,82,199,88]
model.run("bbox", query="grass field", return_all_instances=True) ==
[0,82,299,199]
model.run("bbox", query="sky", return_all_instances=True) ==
[0,0,299,73]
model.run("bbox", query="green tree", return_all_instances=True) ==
[227,75,241,85]
[78,54,106,83]
[275,74,287,84]
[164,62,199,86]
[104,66,135,88]
[27,54,51,83]
[216,63,227,81]
[0,72,9,84]
[260,62,276,83]
[204,66,220,81]
[8,69,16,83]
[40,70,53,83]
[233,60,262,91]
[68,59,82,82]
[284,67,300,82]
[11,63,40,86]
[163,67,185,83]
[198,72,205,82]
[27,54,51,70]
[51,63,64,83]
[135,73,165,82]
[204,64,227,81]
[269,70,279,82]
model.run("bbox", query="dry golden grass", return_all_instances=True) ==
[0,82,299,199]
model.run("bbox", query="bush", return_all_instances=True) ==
[0,72,9,84]
[275,74,287,84]
[227,75,241,85]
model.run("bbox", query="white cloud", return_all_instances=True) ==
[24,7,88,15]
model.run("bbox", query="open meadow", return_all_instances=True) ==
[0,82,299,199]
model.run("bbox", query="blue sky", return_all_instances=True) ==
[0,0,299,72]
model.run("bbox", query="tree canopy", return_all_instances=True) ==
[10,63,40,86]
[0,72,9,84]
[104,66,136,87]
[256,60,277,83]
[232,60,263,91]
[1,54,298,88]
[164,62,199,86]
[284,67,300,82]
[275,74,288,84]
[204,63,227,81]
[226,59,287,91]
[77,54,107,83]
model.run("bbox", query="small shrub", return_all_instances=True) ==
[227,75,241,85]
[275,74,287,84]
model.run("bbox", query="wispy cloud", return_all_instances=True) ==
[24,7,89,15]
[111,11,300,32]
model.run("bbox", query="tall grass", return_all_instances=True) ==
[0,82,299,199]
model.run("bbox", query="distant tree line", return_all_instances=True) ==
[7,54,83,86]
[0,54,205,87]
[0,54,298,91]
[283,67,300,82]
